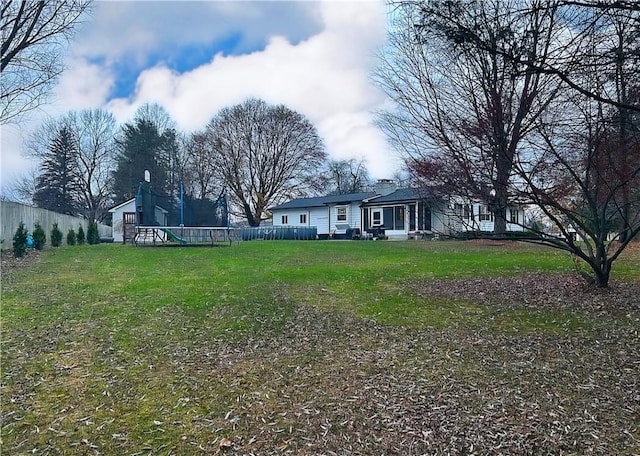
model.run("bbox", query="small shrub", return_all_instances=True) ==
[67,228,77,246]
[33,223,46,250]
[12,222,28,258]
[87,221,100,245]
[51,223,63,247]
[77,225,85,245]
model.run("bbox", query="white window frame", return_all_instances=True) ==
[281,215,288,224]
[299,213,307,224]
[372,209,383,226]
[336,206,347,222]
[509,208,518,224]
[479,205,493,222]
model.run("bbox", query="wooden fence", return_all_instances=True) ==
[0,201,112,249]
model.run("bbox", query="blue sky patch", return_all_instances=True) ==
[105,31,267,100]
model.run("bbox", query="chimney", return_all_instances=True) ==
[375,179,396,196]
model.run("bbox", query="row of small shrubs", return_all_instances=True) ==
[12,221,100,258]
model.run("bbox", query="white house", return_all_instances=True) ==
[268,192,376,239]
[269,182,527,240]
[108,198,168,243]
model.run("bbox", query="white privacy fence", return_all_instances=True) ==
[0,201,112,249]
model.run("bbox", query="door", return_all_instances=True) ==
[123,212,136,244]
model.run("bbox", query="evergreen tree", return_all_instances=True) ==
[76,225,85,245]
[67,228,76,246]
[13,222,28,258]
[32,223,46,250]
[112,119,174,202]
[50,223,63,247]
[87,221,100,245]
[32,126,78,215]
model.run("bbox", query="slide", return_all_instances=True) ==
[160,228,187,244]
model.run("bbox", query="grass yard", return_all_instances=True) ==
[1,240,639,455]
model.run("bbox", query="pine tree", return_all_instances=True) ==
[67,228,76,246]
[13,222,28,258]
[77,225,85,245]
[87,221,100,245]
[33,126,79,215]
[32,223,46,250]
[50,223,63,247]
[112,119,174,202]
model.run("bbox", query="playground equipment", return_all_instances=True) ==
[132,180,238,246]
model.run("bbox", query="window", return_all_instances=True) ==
[372,209,382,226]
[394,206,405,230]
[418,202,431,231]
[463,205,472,220]
[479,205,493,221]
[299,214,307,224]
[510,208,518,224]
[337,206,347,221]
[281,215,288,224]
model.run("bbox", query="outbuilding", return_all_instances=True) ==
[108,198,168,243]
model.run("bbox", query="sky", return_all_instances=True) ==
[0,0,402,196]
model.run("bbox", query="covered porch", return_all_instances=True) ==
[362,200,433,240]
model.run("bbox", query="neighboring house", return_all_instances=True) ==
[270,181,527,240]
[109,198,168,243]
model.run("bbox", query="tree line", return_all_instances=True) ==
[12,100,372,227]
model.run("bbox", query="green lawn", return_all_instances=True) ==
[2,241,639,454]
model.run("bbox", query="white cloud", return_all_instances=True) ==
[53,58,114,110]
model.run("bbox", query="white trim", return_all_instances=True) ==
[108,198,169,214]
[108,198,135,212]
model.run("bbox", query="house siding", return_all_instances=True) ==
[272,207,334,237]
[329,202,362,233]
[441,202,526,234]
[309,207,330,235]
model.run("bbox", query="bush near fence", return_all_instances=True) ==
[0,201,112,249]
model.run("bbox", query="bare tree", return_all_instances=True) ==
[1,0,91,123]
[183,132,221,200]
[433,0,640,112]
[4,167,39,203]
[27,109,117,221]
[68,109,118,222]
[134,102,176,135]
[377,0,560,233]
[323,158,372,195]
[379,0,639,287]
[510,91,640,287]
[202,98,326,226]
[507,6,640,287]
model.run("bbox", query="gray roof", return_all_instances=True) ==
[270,192,377,211]
[363,188,434,205]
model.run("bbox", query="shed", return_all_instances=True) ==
[108,198,168,243]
